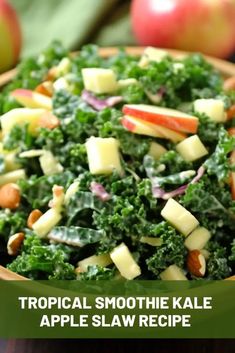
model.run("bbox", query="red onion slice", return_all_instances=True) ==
[90,181,111,201]
[82,90,123,111]
[152,166,205,200]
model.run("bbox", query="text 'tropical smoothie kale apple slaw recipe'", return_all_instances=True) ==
[0,43,235,281]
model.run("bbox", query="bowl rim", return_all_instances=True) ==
[0,46,235,281]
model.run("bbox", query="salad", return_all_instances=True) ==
[0,42,235,281]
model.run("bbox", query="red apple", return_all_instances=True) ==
[11,89,52,110]
[122,115,164,138]
[122,104,198,133]
[131,0,235,58]
[0,0,21,72]
[122,115,186,142]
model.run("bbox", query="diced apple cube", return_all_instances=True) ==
[39,151,64,175]
[194,99,226,122]
[140,236,162,246]
[0,169,26,186]
[77,254,112,272]
[0,108,46,136]
[32,208,62,238]
[49,185,65,211]
[4,152,21,171]
[82,68,118,94]
[161,198,199,236]
[55,57,71,77]
[160,264,188,280]
[148,142,167,159]
[184,227,211,251]
[110,242,141,280]
[117,78,138,88]
[53,77,70,92]
[176,135,208,162]
[85,137,123,175]
[139,47,168,67]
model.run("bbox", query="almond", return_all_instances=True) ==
[35,81,54,97]
[27,209,43,229]
[7,232,25,256]
[38,112,60,130]
[187,250,206,277]
[0,183,21,209]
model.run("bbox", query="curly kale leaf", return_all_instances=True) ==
[146,222,187,278]
[129,54,222,108]
[229,239,235,262]
[0,41,68,114]
[204,127,235,182]
[19,171,75,210]
[196,113,222,149]
[49,226,105,247]
[144,152,193,178]
[3,125,35,151]
[66,191,103,226]
[0,210,27,241]
[7,233,76,279]
[93,177,160,253]
[206,242,231,279]
[79,265,115,281]
[181,176,235,236]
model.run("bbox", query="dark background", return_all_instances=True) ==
[1,339,235,353]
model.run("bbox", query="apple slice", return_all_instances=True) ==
[122,104,198,133]
[11,89,52,110]
[0,108,47,136]
[122,115,164,138]
[122,115,186,142]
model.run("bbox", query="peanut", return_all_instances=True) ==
[27,209,43,229]
[7,232,25,255]
[0,183,21,209]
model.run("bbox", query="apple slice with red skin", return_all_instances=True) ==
[122,115,186,142]
[11,89,52,110]
[122,115,164,138]
[122,104,198,133]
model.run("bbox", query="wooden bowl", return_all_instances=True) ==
[0,47,235,280]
